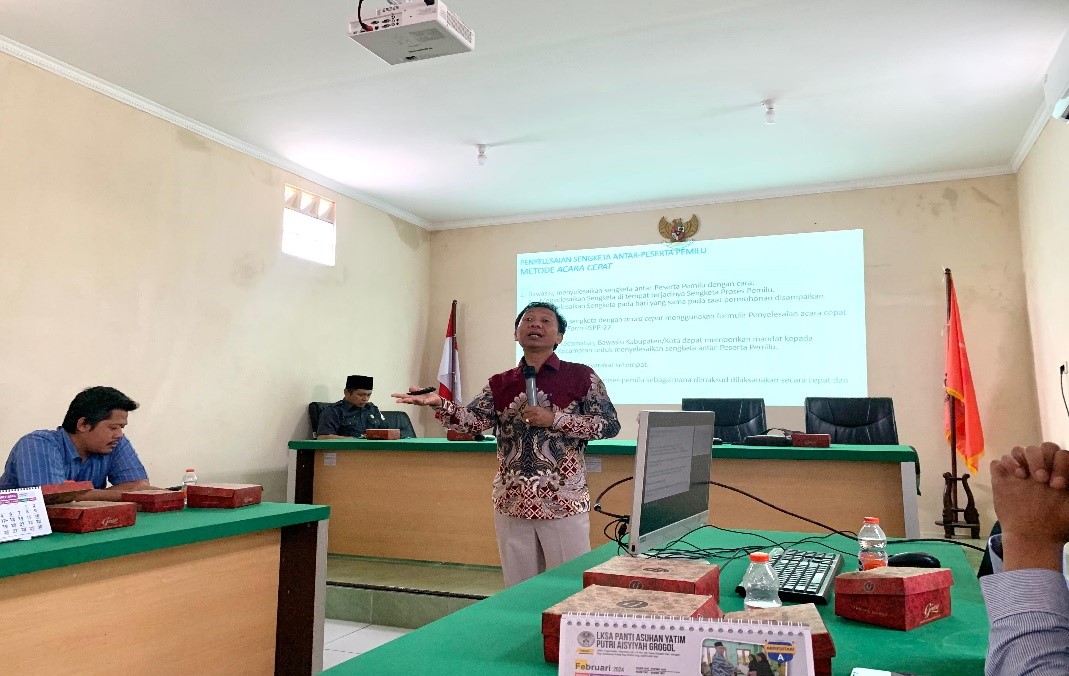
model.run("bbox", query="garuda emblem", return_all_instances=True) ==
[658,214,700,243]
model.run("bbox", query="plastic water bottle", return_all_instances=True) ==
[858,516,888,570]
[181,468,198,489]
[741,552,782,609]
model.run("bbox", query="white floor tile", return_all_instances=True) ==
[324,649,359,669]
[324,619,370,644]
[326,624,411,654]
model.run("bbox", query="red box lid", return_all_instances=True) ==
[583,557,720,597]
[46,500,134,516]
[725,603,835,658]
[365,428,401,440]
[542,585,722,637]
[40,480,94,504]
[121,489,185,504]
[185,483,262,497]
[834,566,953,596]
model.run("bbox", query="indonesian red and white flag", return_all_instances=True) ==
[438,302,462,404]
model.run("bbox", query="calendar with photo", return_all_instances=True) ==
[558,612,815,676]
[0,486,52,543]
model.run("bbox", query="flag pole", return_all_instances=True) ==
[449,300,458,403]
[944,269,958,492]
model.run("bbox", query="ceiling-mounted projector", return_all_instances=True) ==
[348,0,474,65]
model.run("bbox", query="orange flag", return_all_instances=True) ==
[945,274,984,473]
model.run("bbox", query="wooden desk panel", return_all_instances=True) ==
[0,531,279,675]
[311,451,907,565]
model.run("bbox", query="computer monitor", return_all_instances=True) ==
[628,410,715,556]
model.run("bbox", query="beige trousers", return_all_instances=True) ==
[493,511,591,587]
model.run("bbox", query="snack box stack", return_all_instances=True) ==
[834,566,953,630]
[185,483,263,509]
[364,429,401,440]
[726,603,836,676]
[542,584,722,663]
[583,556,721,601]
[46,501,137,533]
[121,489,186,513]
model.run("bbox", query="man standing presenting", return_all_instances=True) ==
[394,302,620,586]
[317,375,387,439]
[0,386,154,500]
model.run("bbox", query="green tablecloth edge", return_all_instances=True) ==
[289,438,918,465]
[0,502,330,578]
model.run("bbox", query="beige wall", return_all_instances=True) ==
[0,54,430,499]
[1018,120,1069,446]
[426,175,1040,534]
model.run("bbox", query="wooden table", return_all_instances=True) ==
[287,439,918,566]
[0,502,330,675]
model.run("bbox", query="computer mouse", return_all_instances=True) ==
[887,551,941,568]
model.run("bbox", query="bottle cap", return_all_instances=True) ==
[186,468,195,472]
[749,552,770,563]
[863,516,880,524]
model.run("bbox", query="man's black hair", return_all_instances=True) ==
[61,386,139,433]
[514,301,567,334]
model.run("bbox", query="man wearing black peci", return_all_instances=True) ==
[317,375,388,439]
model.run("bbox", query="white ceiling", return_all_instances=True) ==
[2,1,1068,228]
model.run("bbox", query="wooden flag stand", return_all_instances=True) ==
[935,268,981,539]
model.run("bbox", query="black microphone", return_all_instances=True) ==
[522,365,537,406]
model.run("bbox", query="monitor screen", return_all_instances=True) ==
[628,410,714,555]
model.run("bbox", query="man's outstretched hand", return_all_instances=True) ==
[392,388,444,408]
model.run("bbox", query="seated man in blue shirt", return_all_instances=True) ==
[317,375,387,439]
[0,386,154,501]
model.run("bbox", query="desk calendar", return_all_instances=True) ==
[558,612,815,676]
[0,486,51,542]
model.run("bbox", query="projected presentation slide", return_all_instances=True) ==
[516,229,867,406]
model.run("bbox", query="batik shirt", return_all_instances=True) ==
[435,354,620,520]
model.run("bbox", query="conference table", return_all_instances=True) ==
[0,502,330,675]
[322,528,987,675]
[287,438,920,566]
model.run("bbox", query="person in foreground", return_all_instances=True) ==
[982,441,1069,675]
[0,386,154,500]
[393,302,620,586]
[317,374,387,439]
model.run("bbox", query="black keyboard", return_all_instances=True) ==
[734,549,844,605]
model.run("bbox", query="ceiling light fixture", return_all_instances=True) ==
[763,99,776,125]
[476,144,488,166]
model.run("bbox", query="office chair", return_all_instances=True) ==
[307,402,417,439]
[681,398,767,444]
[382,410,417,439]
[803,397,899,444]
[307,402,333,439]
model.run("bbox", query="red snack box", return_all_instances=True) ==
[583,556,721,601]
[46,501,137,533]
[446,430,475,441]
[792,433,831,448]
[186,483,263,509]
[542,584,722,663]
[121,489,186,513]
[834,566,953,630]
[727,603,836,676]
[40,480,94,505]
[365,428,401,440]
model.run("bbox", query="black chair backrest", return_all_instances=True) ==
[804,397,899,444]
[382,410,417,439]
[681,398,767,444]
[307,402,417,439]
[308,402,332,438]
